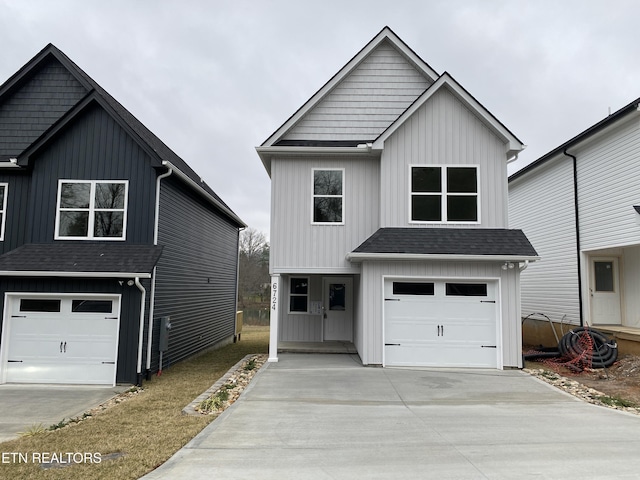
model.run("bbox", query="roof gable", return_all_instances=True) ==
[372,72,524,157]
[262,27,439,148]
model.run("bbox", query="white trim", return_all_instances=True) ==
[0,182,8,241]
[268,274,280,362]
[373,73,523,155]
[408,164,481,225]
[288,276,310,314]
[272,266,361,275]
[346,253,539,262]
[54,179,129,241]
[0,271,152,278]
[311,168,345,225]
[0,292,121,385]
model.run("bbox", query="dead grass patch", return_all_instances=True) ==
[0,325,269,480]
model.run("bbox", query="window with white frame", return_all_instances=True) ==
[410,166,479,222]
[312,169,344,224]
[55,180,128,240]
[289,277,309,313]
[0,183,8,241]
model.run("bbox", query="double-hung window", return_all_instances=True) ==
[312,169,344,224]
[289,277,309,313]
[55,180,128,240]
[410,165,479,223]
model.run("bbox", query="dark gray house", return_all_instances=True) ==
[0,44,245,386]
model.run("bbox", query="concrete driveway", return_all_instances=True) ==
[0,384,128,443]
[144,353,640,479]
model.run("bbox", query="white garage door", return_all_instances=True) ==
[384,280,498,368]
[3,295,120,385]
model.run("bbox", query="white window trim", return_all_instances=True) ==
[408,164,481,225]
[311,168,345,225]
[54,179,129,241]
[288,276,310,314]
[0,183,8,241]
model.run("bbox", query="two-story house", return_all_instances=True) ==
[257,27,538,369]
[0,44,245,386]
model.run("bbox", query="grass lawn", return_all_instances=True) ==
[0,325,269,480]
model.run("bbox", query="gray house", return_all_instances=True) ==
[257,27,538,369]
[0,44,245,386]
[509,97,640,353]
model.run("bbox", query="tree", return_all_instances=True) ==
[238,228,270,308]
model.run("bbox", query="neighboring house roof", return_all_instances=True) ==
[257,27,524,175]
[0,243,163,278]
[347,228,539,262]
[509,96,640,182]
[0,44,245,227]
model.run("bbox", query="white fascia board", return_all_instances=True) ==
[256,145,379,176]
[0,271,152,278]
[373,74,523,154]
[271,266,361,275]
[161,161,246,227]
[345,252,540,263]
[261,28,439,149]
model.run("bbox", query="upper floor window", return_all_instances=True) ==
[55,180,128,240]
[410,166,479,223]
[0,183,7,241]
[312,169,344,224]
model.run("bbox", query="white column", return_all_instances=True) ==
[268,274,280,362]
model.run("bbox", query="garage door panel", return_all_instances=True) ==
[6,363,117,385]
[384,279,499,368]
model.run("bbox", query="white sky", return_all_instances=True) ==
[2,0,639,239]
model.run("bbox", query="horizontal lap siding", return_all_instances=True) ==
[381,87,509,228]
[283,41,431,141]
[155,177,239,370]
[0,58,87,158]
[270,155,379,272]
[509,160,580,325]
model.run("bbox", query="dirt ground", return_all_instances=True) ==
[524,352,640,406]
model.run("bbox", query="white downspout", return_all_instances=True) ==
[519,260,529,272]
[145,168,173,377]
[135,277,146,386]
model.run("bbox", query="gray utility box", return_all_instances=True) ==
[159,316,171,352]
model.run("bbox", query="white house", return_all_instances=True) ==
[257,27,538,369]
[509,97,640,353]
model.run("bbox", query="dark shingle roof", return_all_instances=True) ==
[0,243,163,276]
[351,228,538,257]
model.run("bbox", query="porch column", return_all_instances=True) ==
[268,274,280,362]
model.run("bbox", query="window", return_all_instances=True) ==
[392,282,435,296]
[445,283,487,296]
[72,300,113,313]
[312,169,343,224]
[411,166,478,222]
[289,277,309,313]
[55,180,128,240]
[20,299,61,312]
[0,183,7,241]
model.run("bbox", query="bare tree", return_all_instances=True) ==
[238,228,270,308]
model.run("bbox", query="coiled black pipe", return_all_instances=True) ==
[558,327,617,369]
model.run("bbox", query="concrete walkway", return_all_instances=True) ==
[0,384,128,443]
[143,354,640,479]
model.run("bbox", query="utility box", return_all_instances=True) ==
[159,316,171,352]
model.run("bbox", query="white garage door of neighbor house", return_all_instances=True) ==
[3,296,120,385]
[384,280,498,368]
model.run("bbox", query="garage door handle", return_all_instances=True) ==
[60,341,67,353]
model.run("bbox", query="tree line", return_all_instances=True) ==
[237,228,270,308]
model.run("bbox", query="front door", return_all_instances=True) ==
[590,257,621,325]
[323,277,352,341]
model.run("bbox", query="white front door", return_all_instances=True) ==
[1,295,121,385]
[590,257,621,325]
[323,277,352,341]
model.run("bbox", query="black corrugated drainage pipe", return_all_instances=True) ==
[564,149,584,326]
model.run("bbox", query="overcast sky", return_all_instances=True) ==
[2,0,639,239]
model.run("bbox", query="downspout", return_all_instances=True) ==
[519,260,529,272]
[564,149,584,326]
[145,167,173,379]
[234,226,245,341]
[134,277,147,387]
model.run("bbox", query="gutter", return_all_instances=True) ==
[161,160,246,228]
[564,149,584,326]
[346,252,540,262]
[145,167,173,379]
[0,271,151,278]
